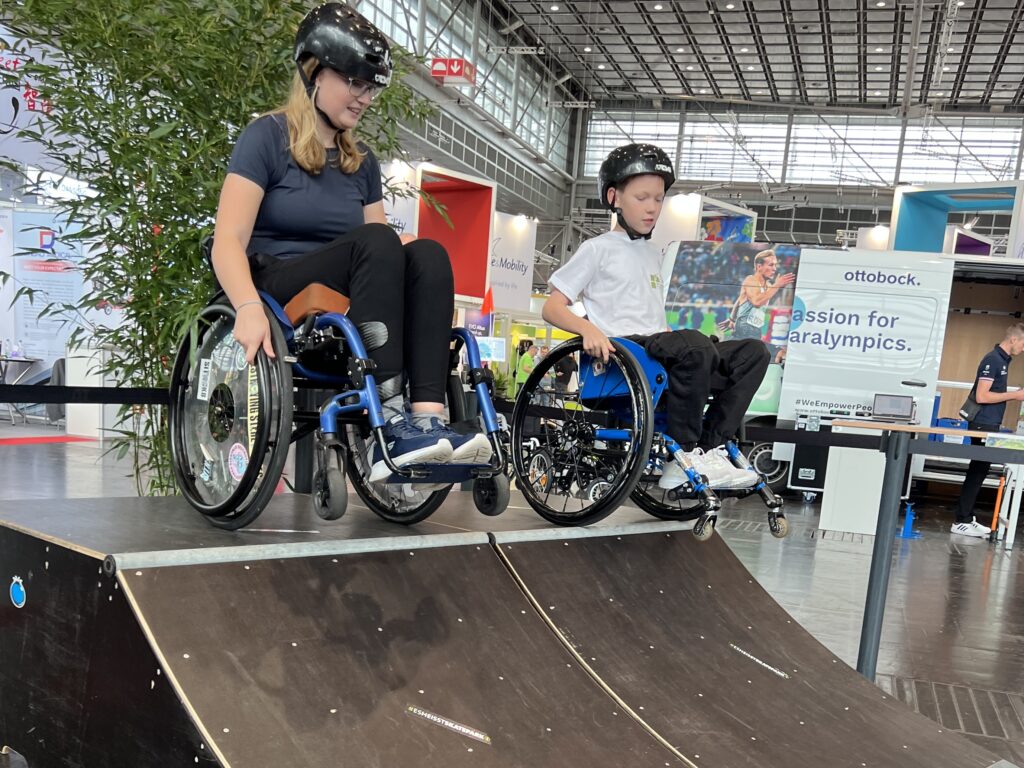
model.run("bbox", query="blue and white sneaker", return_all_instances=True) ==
[368,415,453,483]
[422,418,493,465]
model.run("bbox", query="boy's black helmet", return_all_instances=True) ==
[598,144,676,210]
[295,3,393,89]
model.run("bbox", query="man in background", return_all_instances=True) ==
[952,324,1024,537]
[515,342,538,396]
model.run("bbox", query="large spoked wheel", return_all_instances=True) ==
[629,443,705,522]
[169,300,292,530]
[510,338,654,526]
[340,424,451,525]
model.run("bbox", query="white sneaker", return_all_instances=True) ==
[971,520,992,537]
[950,517,990,539]
[657,460,692,490]
[706,447,759,490]
[658,449,741,491]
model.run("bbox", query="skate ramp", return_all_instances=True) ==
[495,527,1012,768]
[0,494,1015,767]
[117,538,684,767]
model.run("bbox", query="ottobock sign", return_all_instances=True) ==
[778,248,954,422]
[430,57,477,86]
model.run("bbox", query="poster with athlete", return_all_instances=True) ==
[661,240,802,415]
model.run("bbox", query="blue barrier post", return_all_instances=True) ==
[897,501,922,540]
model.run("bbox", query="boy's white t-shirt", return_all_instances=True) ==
[549,230,668,337]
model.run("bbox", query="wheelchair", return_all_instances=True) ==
[168,283,509,530]
[509,337,787,541]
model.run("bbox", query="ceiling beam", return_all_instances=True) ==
[900,0,926,115]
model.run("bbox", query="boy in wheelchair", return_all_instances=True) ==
[542,144,770,493]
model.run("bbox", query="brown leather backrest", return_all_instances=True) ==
[283,283,350,325]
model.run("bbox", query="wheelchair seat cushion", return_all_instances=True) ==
[284,283,350,325]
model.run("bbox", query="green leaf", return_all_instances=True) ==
[5,0,433,496]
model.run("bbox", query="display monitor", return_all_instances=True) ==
[477,336,506,363]
[872,393,915,421]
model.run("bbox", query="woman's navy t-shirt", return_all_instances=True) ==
[226,114,383,259]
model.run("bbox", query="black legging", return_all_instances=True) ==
[250,223,455,403]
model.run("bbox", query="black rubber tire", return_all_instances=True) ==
[473,474,510,516]
[510,338,654,527]
[313,447,348,521]
[169,299,292,530]
[630,480,706,521]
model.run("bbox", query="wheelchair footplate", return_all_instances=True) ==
[381,463,498,485]
[663,472,788,541]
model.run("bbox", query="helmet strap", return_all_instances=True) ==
[298,62,345,133]
[614,208,652,241]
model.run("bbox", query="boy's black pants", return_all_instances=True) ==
[632,330,770,451]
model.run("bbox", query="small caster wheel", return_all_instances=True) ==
[473,474,510,517]
[313,449,348,521]
[769,514,789,539]
[527,450,553,492]
[693,515,716,542]
[802,491,817,504]
[584,480,612,502]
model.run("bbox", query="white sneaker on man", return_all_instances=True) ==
[950,517,990,539]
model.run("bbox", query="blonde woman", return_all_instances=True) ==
[211,3,490,481]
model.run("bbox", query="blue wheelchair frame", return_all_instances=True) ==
[260,291,506,484]
[579,337,772,503]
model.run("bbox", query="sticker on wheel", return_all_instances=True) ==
[246,366,259,453]
[195,359,213,402]
[228,442,249,481]
[212,336,239,371]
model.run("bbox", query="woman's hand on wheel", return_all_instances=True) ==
[581,325,615,362]
[234,303,275,363]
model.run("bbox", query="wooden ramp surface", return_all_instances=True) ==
[496,528,1014,768]
[119,542,682,767]
[1,494,1018,767]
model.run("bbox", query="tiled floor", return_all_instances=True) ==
[3,426,1024,761]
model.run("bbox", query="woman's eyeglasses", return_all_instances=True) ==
[340,74,383,101]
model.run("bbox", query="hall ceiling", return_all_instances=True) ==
[499,0,1024,112]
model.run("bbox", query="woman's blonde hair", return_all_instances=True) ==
[270,58,366,175]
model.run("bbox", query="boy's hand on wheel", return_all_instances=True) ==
[234,303,275,364]
[582,325,615,363]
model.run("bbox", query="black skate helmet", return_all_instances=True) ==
[295,3,393,127]
[598,143,676,240]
